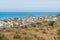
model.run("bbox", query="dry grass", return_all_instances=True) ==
[0,25,58,40]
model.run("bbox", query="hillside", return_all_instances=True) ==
[0,15,60,40]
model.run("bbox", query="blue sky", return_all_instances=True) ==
[0,0,60,12]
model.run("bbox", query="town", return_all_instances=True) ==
[0,15,59,29]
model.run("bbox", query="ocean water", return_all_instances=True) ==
[0,12,60,19]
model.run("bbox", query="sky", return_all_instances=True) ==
[0,0,60,12]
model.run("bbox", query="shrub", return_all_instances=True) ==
[42,30,47,34]
[14,17,18,21]
[3,19,8,22]
[48,21,55,26]
[24,36,33,40]
[57,37,60,40]
[54,37,56,40]
[54,21,60,29]
[22,32,27,35]
[21,25,28,29]
[0,34,9,40]
[35,28,39,32]
[36,22,42,26]
[30,23,36,27]
[33,35,37,38]
[5,29,12,32]
[13,33,21,39]
[37,37,45,40]
[57,30,60,36]
[33,35,45,40]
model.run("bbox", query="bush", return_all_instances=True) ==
[54,37,56,40]
[21,25,28,29]
[33,35,37,38]
[54,21,60,29]
[0,34,9,40]
[13,34,21,39]
[30,23,36,27]
[24,36,33,40]
[57,30,60,36]
[57,37,60,40]
[14,17,18,21]
[5,29,12,32]
[35,28,39,32]
[22,32,27,35]
[48,21,55,26]
[42,30,47,34]
[37,37,45,40]
[33,35,45,40]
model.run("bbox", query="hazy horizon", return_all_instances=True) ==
[0,0,60,12]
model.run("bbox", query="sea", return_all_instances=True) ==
[0,12,60,19]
